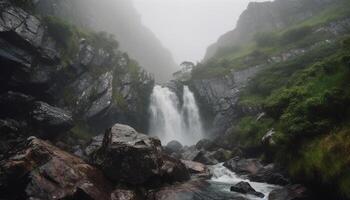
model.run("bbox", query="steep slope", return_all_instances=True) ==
[188,0,350,198]
[35,0,179,83]
[204,0,343,61]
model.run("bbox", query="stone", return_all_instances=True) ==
[230,181,264,198]
[160,155,190,184]
[91,124,163,185]
[0,137,114,200]
[181,160,211,179]
[224,157,264,175]
[85,134,104,157]
[164,140,183,154]
[29,101,74,139]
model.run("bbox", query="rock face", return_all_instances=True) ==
[230,181,264,198]
[0,0,154,150]
[34,0,179,82]
[191,65,263,134]
[91,124,190,185]
[0,137,114,200]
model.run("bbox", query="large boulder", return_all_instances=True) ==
[224,157,264,175]
[29,101,74,139]
[181,160,211,179]
[91,124,163,185]
[182,146,218,165]
[164,140,183,154]
[0,137,114,200]
[248,164,289,186]
[160,155,190,184]
[230,181,264,198]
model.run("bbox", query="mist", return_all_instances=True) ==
[133,0,267,64]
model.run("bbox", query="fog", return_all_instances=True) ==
[133,0,267,63]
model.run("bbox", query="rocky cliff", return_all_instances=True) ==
[34,0,179,83]
[0,0,154,154]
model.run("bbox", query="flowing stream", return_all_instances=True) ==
[149,85,204,145]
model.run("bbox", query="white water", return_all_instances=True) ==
[149,85,204,145]
[209,163,281,200]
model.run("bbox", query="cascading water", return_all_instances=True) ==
[149,85,204,145]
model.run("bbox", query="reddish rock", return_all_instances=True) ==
[0,137,113,200]
[181,160,211,178]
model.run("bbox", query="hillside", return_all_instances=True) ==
[35,0,179,82]
[188,0,350,198]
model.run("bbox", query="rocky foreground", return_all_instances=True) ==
[0,123,309,200]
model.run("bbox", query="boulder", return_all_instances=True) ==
[29,101,74,139]
[268,184,308,200]
[0,137,114,200]
[230,181,264,198]
[164,140,183,154]
[210,148,233,162]
[248,164,290,186]
[160,155,190,183]
[182,147,218,165]
[224,157,263,175]
[91,124,163,185]
[195,138,217,151]
[181,160,211,179]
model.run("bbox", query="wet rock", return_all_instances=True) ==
[193,150,218,165]
[164,140,183,154]
[29,101,74,139]
[0,137,113,200]
[91,124,163,185]
[111,189,141,200]
[268,184,308,200]
[210,148,233,162]
[182,146,218,165]
[160,155,190,183]
[224,157,263,175]
[196,138,217,151]
[85,134,104,157]
[181,160,211,179]
[230,181,264,198]
[248,164,289,186]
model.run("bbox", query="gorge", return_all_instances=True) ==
[0,0,350,199]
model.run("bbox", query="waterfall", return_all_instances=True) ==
[149,85,204,145]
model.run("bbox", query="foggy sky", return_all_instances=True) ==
[132,0,268,64]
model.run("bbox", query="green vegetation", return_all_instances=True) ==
[43,16,80,63]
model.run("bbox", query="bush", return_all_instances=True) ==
[44,16,75,49]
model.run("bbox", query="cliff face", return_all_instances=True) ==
[35,0,179,83]
[0,0,154,156]
[204,0,341,61]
